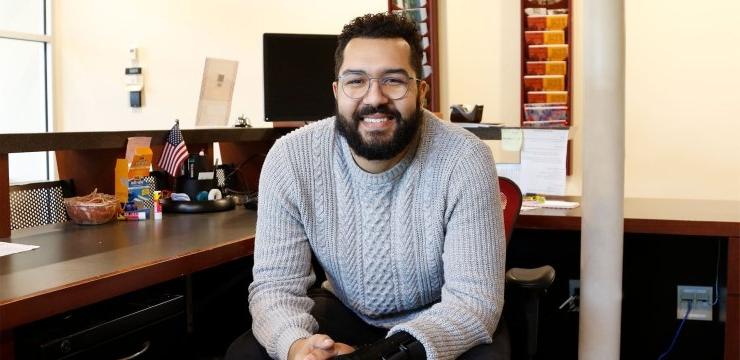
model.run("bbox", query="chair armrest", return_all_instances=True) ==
[505,265,555,290]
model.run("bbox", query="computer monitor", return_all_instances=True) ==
[263,33,338,122]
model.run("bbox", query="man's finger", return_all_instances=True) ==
[308,334,335,350]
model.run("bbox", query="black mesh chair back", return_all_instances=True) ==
[9,180,76,230]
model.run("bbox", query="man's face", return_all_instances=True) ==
[333,38,427,160]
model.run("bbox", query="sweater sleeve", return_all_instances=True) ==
[389,141,506,360]
[248,139,318,360]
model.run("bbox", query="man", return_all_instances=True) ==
[227,12,507,360]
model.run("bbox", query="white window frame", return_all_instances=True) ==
[1,0,54,183]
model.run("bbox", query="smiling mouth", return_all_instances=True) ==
[361,112,395,123]
[363,117,391,123]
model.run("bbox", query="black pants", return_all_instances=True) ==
[225,288,510,359]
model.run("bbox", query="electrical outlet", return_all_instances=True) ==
[677,285,713,321]
[568,279,580,312]
[569,279,580,298]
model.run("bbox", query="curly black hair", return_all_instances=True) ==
[335,12,423,78]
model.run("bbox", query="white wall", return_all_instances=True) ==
[52,0,740,200]
[52,0,386,131]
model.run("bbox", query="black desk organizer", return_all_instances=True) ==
[161,197,235,213]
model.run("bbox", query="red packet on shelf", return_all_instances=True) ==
[526,61,567,76]
[523,75,565,91]
[527,91,568,104]
[528,44,569,61]
[524,30,565,45]
[527,14,568,31]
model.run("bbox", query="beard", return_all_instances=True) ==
[335,98,423,161]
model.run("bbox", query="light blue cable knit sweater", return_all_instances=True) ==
[248,110,505,360]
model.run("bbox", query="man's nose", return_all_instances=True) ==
[363,79,389,105]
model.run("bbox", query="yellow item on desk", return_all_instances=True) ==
[523,195,580,209]
[128,147,153,178]
[524,194,547,204]
[115,159,129,204]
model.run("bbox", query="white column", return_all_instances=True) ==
[579,0,625,359]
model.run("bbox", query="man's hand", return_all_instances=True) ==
[288,334,355,360]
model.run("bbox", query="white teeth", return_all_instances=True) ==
[363,117,388,123]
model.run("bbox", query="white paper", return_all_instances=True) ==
[520,129,568,195]
[501,128,523,152]
[457,122,503,128]
[125,137,152,163]
[496,163,522,187]
[0,241,39,257]
[539,200,580,209]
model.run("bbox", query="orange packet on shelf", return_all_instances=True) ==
[524,30,565,45]
[528,45,568,61]
[528,91,568,104]
[527,61,567,76]
[523,75,565,92]
[527,14,568,30]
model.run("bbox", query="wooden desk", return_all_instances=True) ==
[514,197,740,360]
[1,188,737,358]
[0,208,257,357]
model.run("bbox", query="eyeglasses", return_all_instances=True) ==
[337,72,421,100]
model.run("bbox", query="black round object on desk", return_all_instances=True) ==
[175,177,214,200]
[160,198,235,213]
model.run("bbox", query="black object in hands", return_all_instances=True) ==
[335,331,426,360]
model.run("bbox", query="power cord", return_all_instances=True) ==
[657,300,692,360]
[712,238,721,306]
[657,239,721,359]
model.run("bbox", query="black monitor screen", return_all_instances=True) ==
[263,33,338,122]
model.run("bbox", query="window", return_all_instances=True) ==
[0,0,52,183]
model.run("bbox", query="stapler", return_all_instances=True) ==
[450,104,484,123]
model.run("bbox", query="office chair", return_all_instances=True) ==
[499,176,556,360]
[9,179,76,230]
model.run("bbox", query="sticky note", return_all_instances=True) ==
[502,129,523,152]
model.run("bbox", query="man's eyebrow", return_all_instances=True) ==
[340,68,411,76]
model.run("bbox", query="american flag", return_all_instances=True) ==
[158,121,189,176]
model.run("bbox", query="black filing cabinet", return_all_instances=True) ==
[15,286,186,360]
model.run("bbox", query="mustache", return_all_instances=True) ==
[356,105,398,117]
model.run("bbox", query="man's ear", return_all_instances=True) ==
[419,80,428,100]
[332,81,338,99]
[419,80,429,108]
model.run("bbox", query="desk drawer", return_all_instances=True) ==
[16,291,185,360]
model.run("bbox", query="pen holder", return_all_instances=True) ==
[175,177,213,200]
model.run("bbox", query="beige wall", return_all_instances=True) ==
[52,0,387,131]
[624,0,740,200]
[52,1,740,200]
